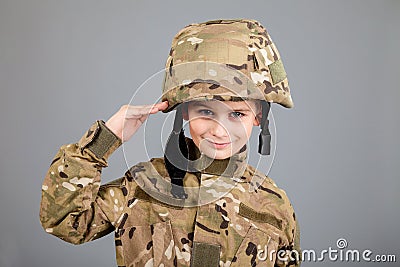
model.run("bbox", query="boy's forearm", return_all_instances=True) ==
[39,121,122,244]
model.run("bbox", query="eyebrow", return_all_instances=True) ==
[231,107,253,111]
[190,102,211,108]
[190,102,253,112]
[232,109,252,113]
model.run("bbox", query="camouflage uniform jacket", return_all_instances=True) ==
[40,121,301,267]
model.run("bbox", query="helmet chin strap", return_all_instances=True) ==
[164,105,189,199]
[258,101,271,155]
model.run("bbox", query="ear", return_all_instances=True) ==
[253,113,261,126]
[253,101,261,126]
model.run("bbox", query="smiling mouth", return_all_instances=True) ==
[206,139,232,149]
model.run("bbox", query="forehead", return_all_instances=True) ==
[188,100,258,110]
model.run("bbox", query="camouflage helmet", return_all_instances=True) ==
[161,19,293,112]
[162,19,291,198]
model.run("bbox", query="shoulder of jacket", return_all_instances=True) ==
[245,164,289,198]
[243,164,295,219]
[238,165,298,246]
[124,157,168,179]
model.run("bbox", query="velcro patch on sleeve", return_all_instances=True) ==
[86,120,121,159]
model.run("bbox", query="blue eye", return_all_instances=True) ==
[198,109,214,116]
[230,112,245,119]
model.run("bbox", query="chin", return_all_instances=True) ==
[214,154,231,160]
[203,149,233,160]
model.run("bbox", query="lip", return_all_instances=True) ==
[206,139,232,149]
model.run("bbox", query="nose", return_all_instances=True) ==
[210,120,228,137]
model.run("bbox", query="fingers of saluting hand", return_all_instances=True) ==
[124,101,169,118]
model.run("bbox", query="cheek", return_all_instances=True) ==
[245,120,255,136]
[188,119,206,138]
[234,120,254,139]
[245,125,253,139]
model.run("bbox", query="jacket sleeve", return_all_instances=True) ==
[275,208,301,267]
[293,219,301,266]
[39,120,126,244]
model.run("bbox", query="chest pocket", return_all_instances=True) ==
[230,203,282,267]
[118,220,176,267]
[230,226,279,267]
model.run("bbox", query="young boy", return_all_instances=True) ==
[40,19,300,267]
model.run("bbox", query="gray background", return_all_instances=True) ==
[1,0,399,266]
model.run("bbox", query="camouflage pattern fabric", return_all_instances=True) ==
[40,121,301,266]
[162,19,293,113]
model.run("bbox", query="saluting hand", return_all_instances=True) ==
[105,101,168,143]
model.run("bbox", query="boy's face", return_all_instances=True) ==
[183,100,260,160]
